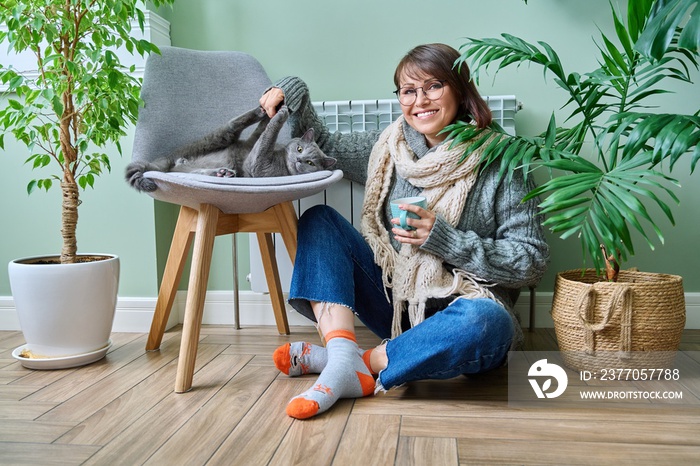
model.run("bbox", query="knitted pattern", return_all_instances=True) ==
[361,117,500,337]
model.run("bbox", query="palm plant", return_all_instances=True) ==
[0,0,175,264]
[445,0,699,280]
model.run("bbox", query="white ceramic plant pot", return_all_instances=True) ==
[8,254,119,369]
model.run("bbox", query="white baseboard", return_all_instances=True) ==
[2,291,699,333]
[0,297,20,331]
[0,291,313,333]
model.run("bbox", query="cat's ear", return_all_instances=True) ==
[301,128,315,143]
[322,157,337,169]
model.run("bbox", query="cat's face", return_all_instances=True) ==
[285,128,337,174]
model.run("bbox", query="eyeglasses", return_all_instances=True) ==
[393,80,446,106]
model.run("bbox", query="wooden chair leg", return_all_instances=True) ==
[175,204,220,393]
[146,206,197,351]
[257,232,290,335]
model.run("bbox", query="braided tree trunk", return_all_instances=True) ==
[59,86,78,265]
[60,179,79,264]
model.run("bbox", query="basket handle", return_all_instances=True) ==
[575,284,632,356]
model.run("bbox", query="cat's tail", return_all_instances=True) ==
[125,161,158,192]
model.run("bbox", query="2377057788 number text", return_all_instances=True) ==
[580,368,680,381]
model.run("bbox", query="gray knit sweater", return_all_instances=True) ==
[275,76,550,347]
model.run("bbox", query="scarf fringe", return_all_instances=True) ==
[391,268,501,337]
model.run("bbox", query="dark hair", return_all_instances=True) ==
[393,43,492,129]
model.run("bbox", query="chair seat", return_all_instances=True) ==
[143,169,344,214]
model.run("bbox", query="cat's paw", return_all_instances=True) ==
[125,163,158,192]
[136,178,158,192]
[216,168,237,178]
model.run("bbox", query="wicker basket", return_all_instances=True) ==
[551,269,686,371]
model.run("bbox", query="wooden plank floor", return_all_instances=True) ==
[1,325,699,465]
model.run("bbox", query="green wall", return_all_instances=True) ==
[1,0,698,299]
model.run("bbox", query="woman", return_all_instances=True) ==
[260,43,549,419]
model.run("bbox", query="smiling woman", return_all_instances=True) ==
[392,43,492,147]
[257,42,550,420]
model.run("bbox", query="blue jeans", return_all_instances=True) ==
[289,205,514,390]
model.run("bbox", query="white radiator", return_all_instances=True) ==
[248,96,520,292]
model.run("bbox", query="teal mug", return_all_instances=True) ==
[390,196,427,231]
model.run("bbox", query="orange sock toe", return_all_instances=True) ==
[286,397,320,419]
[357,371,376,396]
[272,343,291,375]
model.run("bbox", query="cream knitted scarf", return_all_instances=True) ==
[361,117,499,337]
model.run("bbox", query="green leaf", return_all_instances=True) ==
[598,195,633,253]
[542,156,602,174]
[612,3,634,57]
[26,180,37,195]
[635,0,699,60]
[542,205,590,232]
[534,173,601,201]
[581,222,603,272]
[628,0,653,42]
[38,178,53,192]
[690,144,700,173]
[600,32,630,75]
[8,99,23,110]
[608,174,677,226]
[51,95,64,118]
[537,195,590,215]
[589,199,616,247]
[669,122,700,169]
[603,184,662,249]
[544,113,557,147]
[678,1,700,51]
[108,71,120,87]
[8,75,24,91]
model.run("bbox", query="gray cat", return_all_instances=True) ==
[125,105,336,192]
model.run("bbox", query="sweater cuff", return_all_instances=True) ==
[421,214,474,259]
[272,76,309,113]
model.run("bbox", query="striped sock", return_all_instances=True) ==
[273,342,375,376]
[285,330,375,419]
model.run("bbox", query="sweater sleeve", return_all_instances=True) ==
[420,165,550,289]
[273,76,381,185]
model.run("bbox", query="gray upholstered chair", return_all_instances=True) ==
[131,46,342,393]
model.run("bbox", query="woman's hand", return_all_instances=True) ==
[391,204,436,246]
[259,87,285,117]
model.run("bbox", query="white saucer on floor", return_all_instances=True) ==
[11,341,112,370]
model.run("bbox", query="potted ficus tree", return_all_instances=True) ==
[0,0,174,368]
[446,0,699,370]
